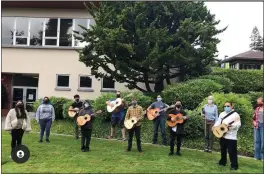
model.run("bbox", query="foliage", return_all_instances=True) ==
[196,93,253,126]
[247,91,263,109]
[212,68,263,93]
[77,1,226,92]
[249,26,263,51]
[33,97,72,120]
[162,79,223,110]
[62,100,74,119]
[197,74,234,93]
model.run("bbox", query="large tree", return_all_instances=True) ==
[250,26,263,51]
[77,1,226,92]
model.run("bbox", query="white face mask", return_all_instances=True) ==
[208,100,213,104]
[84,103,89,108]
[157,98,162,102]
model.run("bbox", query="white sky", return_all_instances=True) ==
[205,2,263,59]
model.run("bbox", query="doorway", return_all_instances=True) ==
[12,86,38,112]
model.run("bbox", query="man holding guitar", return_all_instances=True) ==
[167,101,188,156]
[124,98,144,153]
[212,102,241,170]
[106,91,127,140]
[70,94,83,139]
[147,95,169,146]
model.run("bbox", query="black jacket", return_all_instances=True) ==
[167,109,188,135]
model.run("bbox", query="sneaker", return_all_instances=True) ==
[152,142,157,145]
[126,149,131,152]
[139,151,144,154]
[168,152,174,156]
[204,149,209,152]
[176,152,182,156]
[107,136,114,139]
[81,149,86,152]
[122,138,127,141]
[46,139,50,143]
[39,140,43,143]
[218,163,226,166]
[208,149,212,153]
[230,167,238,170]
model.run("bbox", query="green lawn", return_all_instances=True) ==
[1,132,263,173]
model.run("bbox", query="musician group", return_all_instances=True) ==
[68,92,242,170]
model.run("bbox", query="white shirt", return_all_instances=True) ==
[213,110,241,140]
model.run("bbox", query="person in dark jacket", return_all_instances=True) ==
[71,94,83,139]
[167,100,188,156]
[78,100,94,152]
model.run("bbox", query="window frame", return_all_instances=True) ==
[101,77,115,90]
[72,18,90,48]
[14,17,30,46]
[78,75,93,89]
[56,74,70,88]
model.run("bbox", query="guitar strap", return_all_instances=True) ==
[220,111,235,124]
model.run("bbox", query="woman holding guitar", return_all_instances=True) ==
[167,100,188,156]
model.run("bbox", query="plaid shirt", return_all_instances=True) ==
[125,105,144,126]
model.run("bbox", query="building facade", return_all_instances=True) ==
[1,1,131,115]
[221,50,264,70]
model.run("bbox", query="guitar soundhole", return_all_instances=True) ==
[220,127,224,131]
[155,111,158,114]
[116,101,119,104]
[132,120,134,123]
[85,117,87,120]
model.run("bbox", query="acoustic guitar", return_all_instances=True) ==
[167,113,184,127]
[77,110,102,126]
[68,107,80,118]
[124,117,139,130]
[106,93,133,113]
[213,118,240,138]
[147,105,174,120]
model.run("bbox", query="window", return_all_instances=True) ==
[30,18,45,46]
[59,19,73,46]
[73,18,88,47]
[56,75,70,88]
[15,17,29,45]
[44,18,58,46]
[2,17,15,45]
[102,77,115,90]
[79,75,92,88]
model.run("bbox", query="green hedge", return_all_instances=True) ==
[197,75,234,93]
[212,68,263,93]
[163,79,224,110]
[247,91,263,108]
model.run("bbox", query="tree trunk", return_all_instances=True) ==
[154,78,164,93]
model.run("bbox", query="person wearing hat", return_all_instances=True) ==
[71,94,83,139]
[78,100,95,152]
[125,98,144,153]
[147,95,169,146]
[201,95,218,153]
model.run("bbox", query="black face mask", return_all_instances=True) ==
[175,105,181,109]
[43,100,49,104]
[16,104,23,109]
[75,99,80,102]
[116,94,121,98]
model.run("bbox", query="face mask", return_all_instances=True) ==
[16,104,23,108]
[84,103,89,108]
[132,101,137,106]
[75,99,79,102]
[224,106,231,113]
[43,100,48,104]
[175,104,181,108]
[258,103,263,107]
[116,94,121,98]
[157,98,162,102]
[208,100,213,104]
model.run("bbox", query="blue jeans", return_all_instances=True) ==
[254,122,264,160]
[152,116,167,144]
[39,118,52,141]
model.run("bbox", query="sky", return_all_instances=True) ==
[205,2,263,59]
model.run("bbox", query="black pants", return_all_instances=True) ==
[11,129,24,152]
[219,138,238,169]
[128,126,142,152]
[170,130,182,153]
[81,129,92,150]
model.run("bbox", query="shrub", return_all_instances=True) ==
[211,67,263,93]
[196,93,253,126]
[163,79,224,110]
[33,96,72,120]
[247,91,263,109]
[197,75,234,93]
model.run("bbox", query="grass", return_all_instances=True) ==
[1,132,263,173]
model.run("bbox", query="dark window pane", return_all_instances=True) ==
[80,76,92,88]
[13,74,38,87]
[103,77,115,89]
[2,17,15,45]
[57,75,69,87]
[45,39,57,46]
[16,38,27,45]
[16,17,29,37]
[30,18,44,46]
[74,19,87,46]
[45,18,58,37]
[59,19,72,46]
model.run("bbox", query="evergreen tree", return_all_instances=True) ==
[76,1,226,92]
[250,26,263,51]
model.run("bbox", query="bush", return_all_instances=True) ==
[211,68,263,93]
[197,75,234,93]
[33,97,72,120]
[163,79,224,110]
[196,93,253,126]
[247,91,263,109]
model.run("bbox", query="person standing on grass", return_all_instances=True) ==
[202,95,218,153]
[4,100,31,157]
[167,100,188,156]
[212,102,241,170]
[147,95,169,146]
[106,91,127,141]
[70,94,83,139]
[253,97,264,161]
[36,97,55,143]
[78,100,95,152]
[125,98,144,154]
